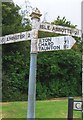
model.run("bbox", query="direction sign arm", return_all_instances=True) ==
[0,31,32,44]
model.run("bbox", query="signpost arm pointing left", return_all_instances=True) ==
[27,8,42,118]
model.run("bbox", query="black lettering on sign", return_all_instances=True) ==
[1,37,5,43]
[47,25,50,30]
[7,35,20,41]
[64,37,69,49]
[5,34,25,42]
[27,33,30,38]
[52,26,56,31]
[20,34,25,39]
[38,38,60,51]
[40,24,46,29]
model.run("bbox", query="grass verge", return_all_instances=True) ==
[0,98,81,119]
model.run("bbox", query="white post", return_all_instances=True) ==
[27,8,42,119]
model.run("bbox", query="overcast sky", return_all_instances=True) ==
[13,0,82,29]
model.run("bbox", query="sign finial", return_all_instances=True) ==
[30,7,42,20]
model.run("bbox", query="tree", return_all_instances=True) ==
[37,50,81,99]
[2,2,31,35]
[51,16,77,28]
[2,2,81,101]
[2,2,31,101]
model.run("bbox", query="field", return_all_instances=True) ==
[0,98,81,119]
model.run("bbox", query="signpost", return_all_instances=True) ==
[37,36,76,52]
[1,5,82,119]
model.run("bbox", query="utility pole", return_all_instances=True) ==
[27,8,42,118]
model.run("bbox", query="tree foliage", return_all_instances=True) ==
[2,2,82,101]
[51,16,77,28]
[2,2,31,36]
[37,50,81,99]
[2,2,31,101]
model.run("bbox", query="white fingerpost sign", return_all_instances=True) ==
[37,36,76,52]
[39,23,81,37]
[0,31,31,44]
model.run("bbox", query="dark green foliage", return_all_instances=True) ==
[37,50,81,99]
[51,16,77,28]
[2,41,31,101]
[2,2,82,101]
[2,2,31,35]
[2,2,32,101]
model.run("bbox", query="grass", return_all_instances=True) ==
[0,98,81,119]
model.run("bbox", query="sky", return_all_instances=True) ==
[13,0,82,29]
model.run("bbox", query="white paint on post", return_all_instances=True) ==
[31,29,38,53]
[39,23,81,37]
[27,8,42,119]
[37,36,76,52]
[31,9,42,53]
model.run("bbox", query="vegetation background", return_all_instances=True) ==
[2,2,81,102]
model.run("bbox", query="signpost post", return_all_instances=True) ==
[27,8,42,119]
